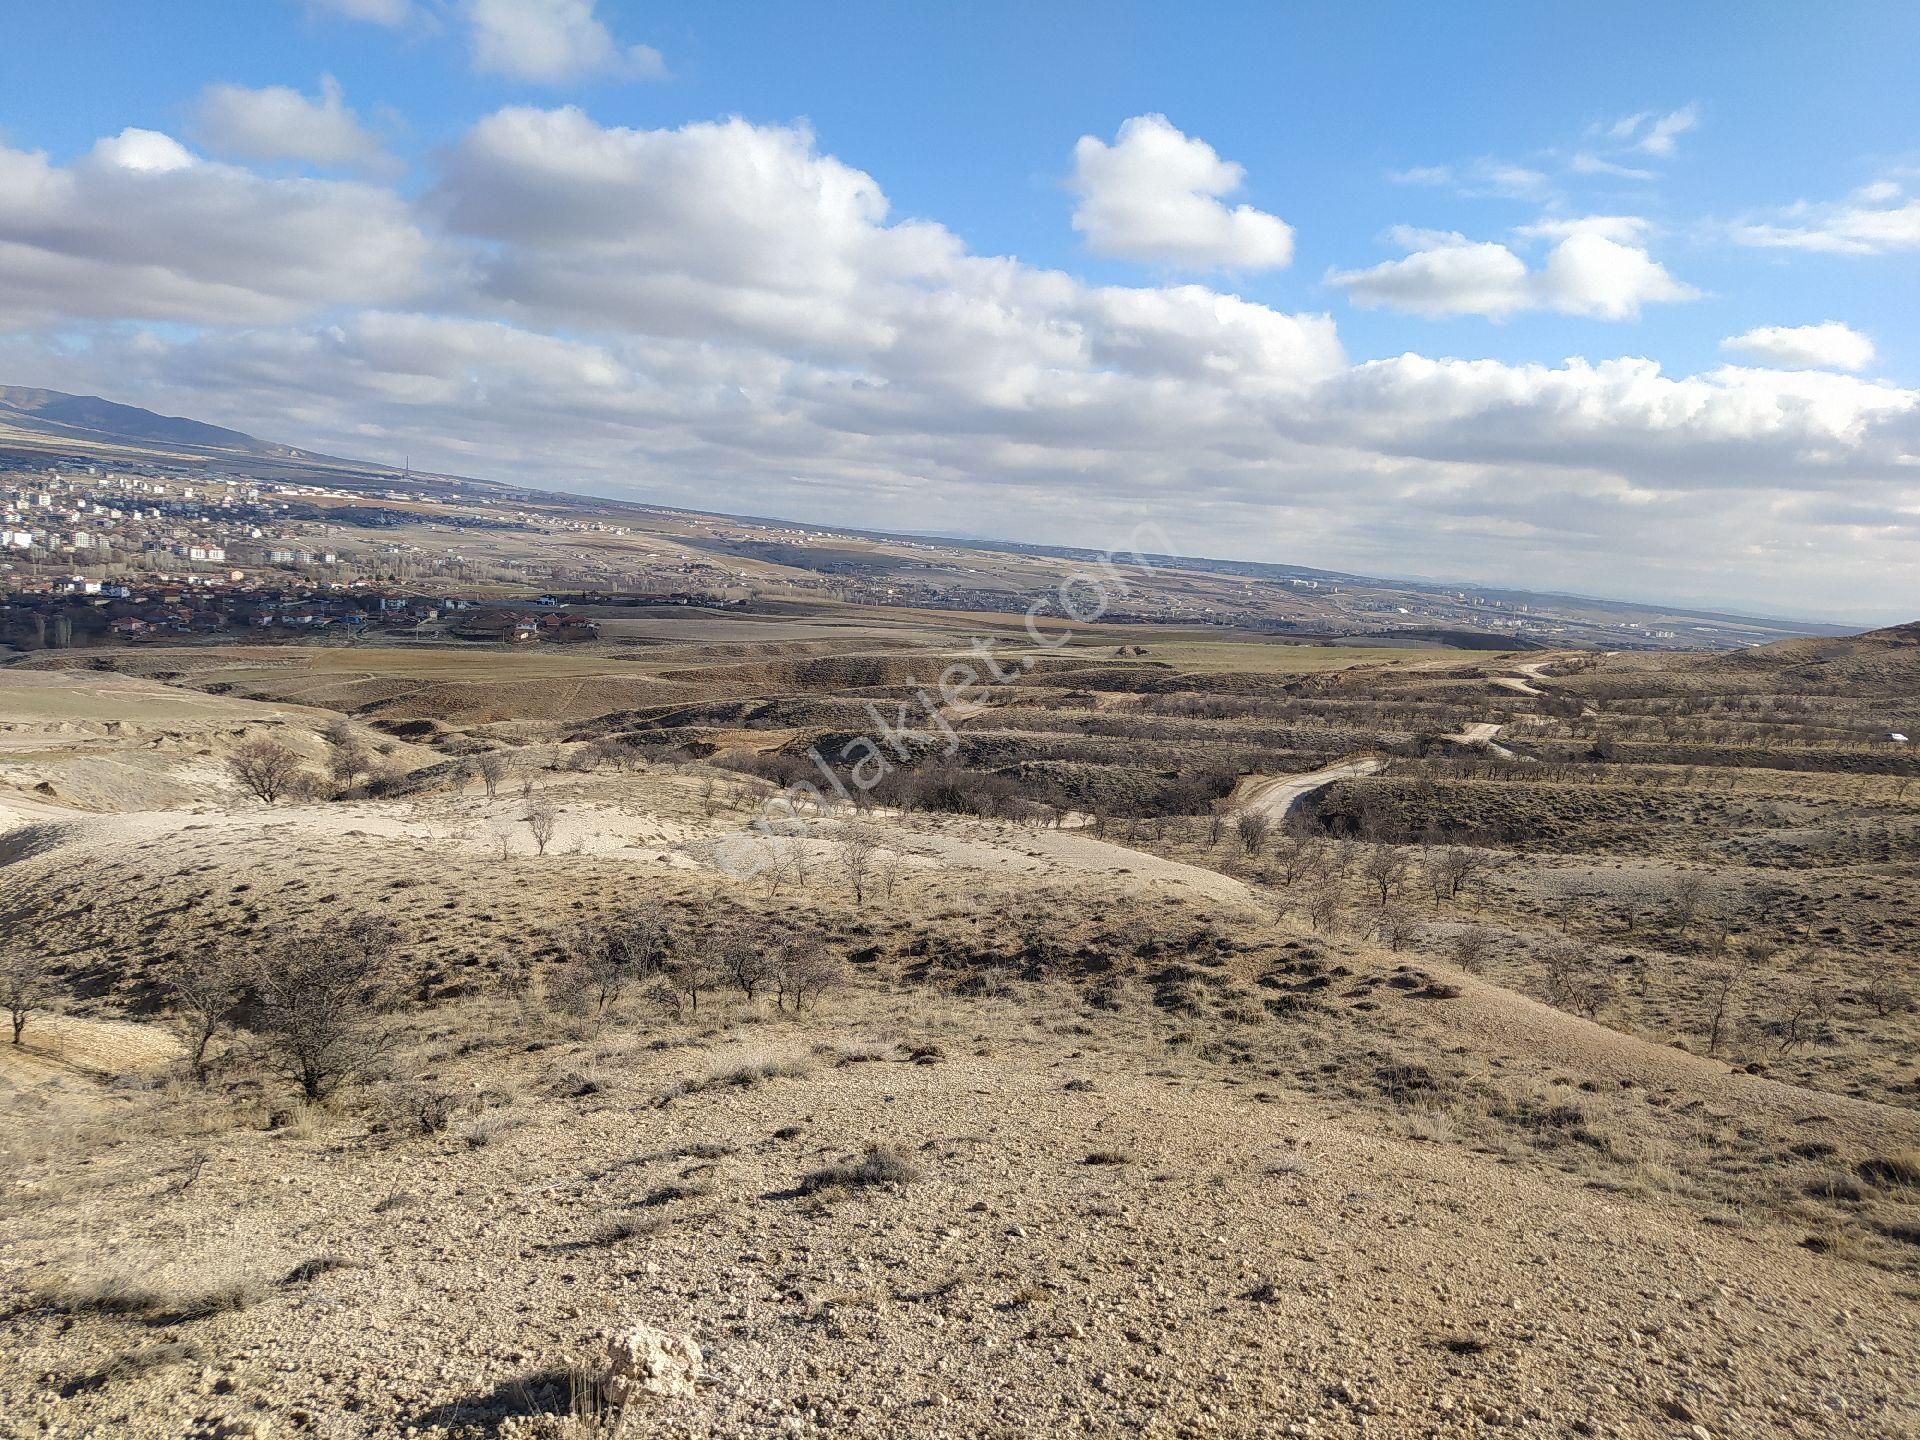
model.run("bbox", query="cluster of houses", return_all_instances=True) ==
[450,608,599,643]
[2,577,600,648]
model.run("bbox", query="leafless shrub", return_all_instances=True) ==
[244,915,404,1100]
[164,952,241,1081]
[3,947,51,1046]
[473,750,509,799]
[1701,956,1749,1057]
[1234,811,1272,857]
[524,802,559,856]
[1772,980,1831,1054]
[227,738,305,804]
[327,741,371,786]
[775,939,845,1012]
[549,909,671,1018]
[1445,926,1493,974]
[1360,844,1409,906]
[834,824,881,905]
[1370,904,1420,951]
[1541,939,1612,1019]
[1429,846,1496,904]
[1665,872,1713,935]
[1300,873,1345,935]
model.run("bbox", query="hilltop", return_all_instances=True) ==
[2,611,1918,1437]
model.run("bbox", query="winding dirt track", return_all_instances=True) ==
[1227,757,1385,823]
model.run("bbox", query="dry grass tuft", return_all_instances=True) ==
[799,1145,923,1194]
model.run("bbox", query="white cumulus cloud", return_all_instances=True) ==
[1733,180,1920,255]
[1331,220,1696,320]
[1721,322,1875,372]
[4,108,1918,619]
[0,129,429,327]
[1069,114,1294,270]
[305,0,415,25]
[464,0,666,83]
[195,75,390,171]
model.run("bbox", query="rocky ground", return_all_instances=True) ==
[4,648,1920,1438]
[5,991,1919,1440]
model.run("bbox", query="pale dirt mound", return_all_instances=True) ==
[0,670,436,814]
[0,1015,182,1090]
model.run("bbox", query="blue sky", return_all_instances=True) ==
[3,2,1918,620]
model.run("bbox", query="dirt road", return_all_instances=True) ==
[1227,757,1384,824]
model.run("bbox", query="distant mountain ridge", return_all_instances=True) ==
[0,385,306,459]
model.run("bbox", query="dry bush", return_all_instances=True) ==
[227,738,306,804]
[66,1341,207,1395]
[3,947,52,1046]
[524,802,560,856]
[163,952,241,1081]
[41,1252,274,1323]
[799,1145,922,1194]
[245,914,404,1100]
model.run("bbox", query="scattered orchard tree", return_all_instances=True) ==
[1361,844,1410,907]
[775,939,845,1012]
[1446,925,1494,974]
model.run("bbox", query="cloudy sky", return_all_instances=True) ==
[3,2,1918,622]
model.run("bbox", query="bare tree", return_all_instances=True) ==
[524,803,559,857]
[1370,904,1419,951]
[672,933,729,1013]
[549,905,673,1018]
[835,825,881,905]
[3,949,51,1046]
[474,751,509,800]
[327,741,370,787]
[1300,872,1345,935]
[245,916,403,1100]
[1541,940,1611,1019]
[722,931,776,1000]
[775,939,845,1012]
[1361,844,1410,907]
[165,952,241,1081]
[1446,925,1494,974]
[875,849,908,904]
[1862,954,1912,1019]
[551,922,631,1017]
[228,738,305,804]
[1429,846,1495,905]
[1774,979,1830,1054]
[1701,955,1749,1058]
[1234,811,1272,858]
[1268,835,1316,887]
[1666,872,1712,935]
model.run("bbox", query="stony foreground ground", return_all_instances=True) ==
[4,993,1918,1440]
